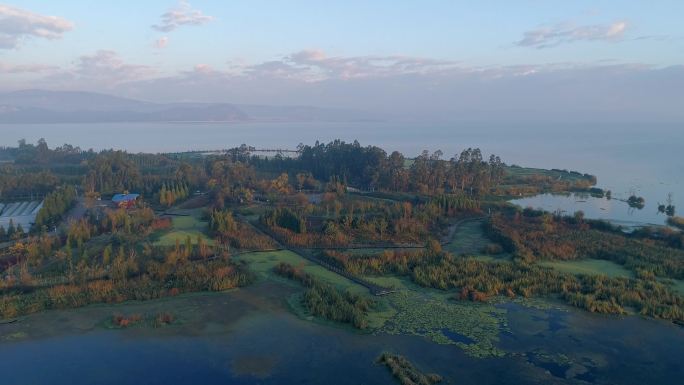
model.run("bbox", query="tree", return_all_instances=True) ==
[15,224,24,237]
[35,185,78,229]
[160,184,168,206]
[103,245,112,266]
[184,235,193,259]
[7,220,16,239]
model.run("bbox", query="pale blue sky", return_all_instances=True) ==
[1,1,682,121]
[5,1,683,69]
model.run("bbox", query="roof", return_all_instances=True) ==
[112,193,140,203]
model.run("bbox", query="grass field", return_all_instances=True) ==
[153,215,214,247]
[505,166,593,183]
[538,259,633,278]
[444,220,490,255]
[234,250,366,294]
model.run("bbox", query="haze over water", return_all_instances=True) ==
[2,121,681,225]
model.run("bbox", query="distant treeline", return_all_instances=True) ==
[250,140,506,196]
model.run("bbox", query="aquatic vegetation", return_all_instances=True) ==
[107,311,176,329]
[668,216,684,230]
[111,313,143,328]
[1,331,27,341]
[153,312,175,327]
[627,195,646,209]
[376,353,442,385]
[378,290,507,358]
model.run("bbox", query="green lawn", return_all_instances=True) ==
[444,220,490,255]
[234,250,366,294]
[504,166,593,183]
[154,215,214,246]
[538,259,633,278]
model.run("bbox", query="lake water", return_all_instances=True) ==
[510,193,672,227]
[1,282,683,385]
[1,121,681,226]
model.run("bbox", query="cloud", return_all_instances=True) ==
[27,50,157,90]
[154,36,169,49]
[0,4,73,49]
[152,1,213,32]
[517,20,628,49]
[75,50,156,81]
[192,63,213,74]
[234,50,463,81]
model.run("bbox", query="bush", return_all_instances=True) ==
[274,262,373,328]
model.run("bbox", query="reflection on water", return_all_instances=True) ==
[0,282,682,385]
[510,192,674,227]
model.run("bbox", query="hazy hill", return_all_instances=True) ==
[0,90,379,123]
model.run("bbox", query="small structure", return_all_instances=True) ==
[112,193,140,209]
[0,200,43,230]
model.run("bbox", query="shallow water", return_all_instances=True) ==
[510,192,673,227]
[1,282,682,385]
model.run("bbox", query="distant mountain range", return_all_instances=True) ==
[0,90,380,123]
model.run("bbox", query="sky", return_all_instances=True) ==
[1,1,683,121]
